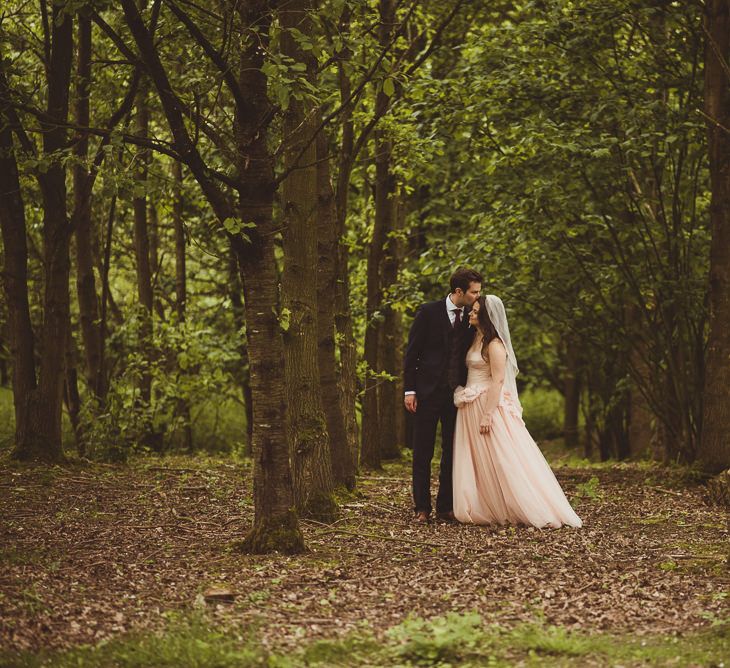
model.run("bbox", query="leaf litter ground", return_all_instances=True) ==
[0,453,727,659]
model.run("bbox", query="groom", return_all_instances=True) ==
[404,267,482,522]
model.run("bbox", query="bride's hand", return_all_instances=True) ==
[479,414,492,434]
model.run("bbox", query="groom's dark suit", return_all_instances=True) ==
[404,299,473,515]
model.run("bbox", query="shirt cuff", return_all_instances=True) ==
[404,391,416,396]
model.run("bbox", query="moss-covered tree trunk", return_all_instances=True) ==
[234,0,305,552]
[280,0,337,521]
[699,0,730,474]
[121,0,303,552]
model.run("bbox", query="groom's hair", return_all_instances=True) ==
[450,267,483,292]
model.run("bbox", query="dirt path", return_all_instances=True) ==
[0,457,727,653]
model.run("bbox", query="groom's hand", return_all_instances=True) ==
[404,394,418,413]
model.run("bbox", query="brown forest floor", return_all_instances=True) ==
[0,453,727,655]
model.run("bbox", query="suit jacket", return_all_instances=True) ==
[404,299,474,401]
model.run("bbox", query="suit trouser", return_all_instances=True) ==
[412,385,456,514]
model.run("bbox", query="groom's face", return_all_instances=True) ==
[455,282,481,307]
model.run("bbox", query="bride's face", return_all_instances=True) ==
[469,301,480,327]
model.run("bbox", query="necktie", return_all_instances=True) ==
[454,308,461,328]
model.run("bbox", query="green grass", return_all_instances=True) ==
[2,612,727,668]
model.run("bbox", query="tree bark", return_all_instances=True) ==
[378,186,400,461]
[8,6,74,461]
[360,0,396,469]
[172,158,192,451]
[73,13,103,405]
[0,65,37,454]
[334,22,361,478]
[563,336,580,449]
[133,78,154,409]
[228,250,252,456]
[120,0,303,552]
[234,0,304,552]
[699,0,730,474]
[280,0,337,521]
[316,131,356,490]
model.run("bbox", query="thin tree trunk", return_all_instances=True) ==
[317,132,356,489]
[132,74,159,450]
[699,0,730,474]
[563,337,580,449]
[149,203,165,321]
[64,329,84,455]
[360,0,396,469]
[280,0,336,521]
[172,159,192,451]
[378,186,400,461]
[73,13,103,403]
[334,6,361,474]
[228,250,252,456]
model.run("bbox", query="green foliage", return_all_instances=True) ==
[520,388,564,442]
[82,312,245,460]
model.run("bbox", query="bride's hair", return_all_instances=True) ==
[475,296,499,362]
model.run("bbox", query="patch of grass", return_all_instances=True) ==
[573,475,603,501]
[3,612,727,668]
[0,614,267,668]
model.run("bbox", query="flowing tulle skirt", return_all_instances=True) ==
[452,386,582,528]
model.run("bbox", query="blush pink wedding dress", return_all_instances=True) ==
[452,340,583,528]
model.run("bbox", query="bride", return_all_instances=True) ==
[452,295,582,528]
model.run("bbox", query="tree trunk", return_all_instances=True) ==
[64,329,84,455]
[228,250,252,456]
[334,6,360,473]
[120,0,303,551]
[172,159,192,451]
[234,0,304,552]
[149,203,165,321]
[0,65,37,455]
[360,0,396,469]
[280,0,336,521]
[73,13,103,404]
[317,131,356,489]
[10,6,74,462]
[133,79,154,403]
[699,0,730,474]
[378,186,400,461]
[563,337,580,449]
[132,75,160,451]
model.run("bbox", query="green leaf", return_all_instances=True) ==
[383,77,395,98]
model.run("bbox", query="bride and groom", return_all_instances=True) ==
[404,268,582,528]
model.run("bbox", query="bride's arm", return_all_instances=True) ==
[479,339,507,434]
